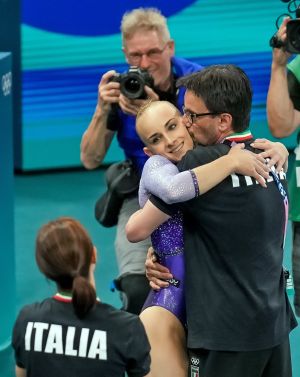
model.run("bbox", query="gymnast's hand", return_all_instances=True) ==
[251,139,289,172]
[145,247,173,291]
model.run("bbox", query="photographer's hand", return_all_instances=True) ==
[119,86,159,116]
[80,70,118,169]
[98,70,121,112]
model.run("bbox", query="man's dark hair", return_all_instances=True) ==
[177,64,252,132]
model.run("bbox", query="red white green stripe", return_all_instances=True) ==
[53,292,100,303]
[53,292,72,302]
[223,129,252,143]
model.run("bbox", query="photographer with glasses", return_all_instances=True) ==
[80,8,203,314]
[267,17,300,318]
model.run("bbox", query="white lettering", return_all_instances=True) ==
[88,330,107,360]
[44,324,63,354]
[296,167,300,188]
[25,322,34,351]
[295,145,300,161]
[24,322,107,359]
[33,322,49,351]
[78,328,90,357]
[65,326,77,356]
[245,176,253,186]
[230,173,240,187]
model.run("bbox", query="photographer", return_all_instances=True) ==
[80,8,202,314]
[267,17,300,317]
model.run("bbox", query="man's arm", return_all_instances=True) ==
[267,18,300,138]
[80,70,119,169]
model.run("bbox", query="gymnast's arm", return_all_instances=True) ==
[139,145,269,207]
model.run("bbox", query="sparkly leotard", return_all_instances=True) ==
[139,155,198,324]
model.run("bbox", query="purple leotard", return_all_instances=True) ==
[139,155,199,325]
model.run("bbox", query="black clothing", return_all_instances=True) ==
[12,297,150,377]
[150,142,297,352]
[188,336,292,377]
[118,274,151,314]
[288,70,300,112]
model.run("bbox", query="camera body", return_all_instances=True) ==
[286,19,300,53]
[110,66,154,100]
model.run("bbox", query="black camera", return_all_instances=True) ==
[286,19,300,53]
[109,66,154,100]
[270,0,300,53]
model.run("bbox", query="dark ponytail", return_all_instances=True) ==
[72,276,96,319]
[36,217,97,318]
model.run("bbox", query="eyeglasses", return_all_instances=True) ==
[127,42,169,65]
[182,106,221,124]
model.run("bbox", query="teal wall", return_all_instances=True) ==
[0,53,16,349]
[21,0,298,170]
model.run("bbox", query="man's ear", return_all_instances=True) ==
[168,39,175,56]
[122,46,130,64]
[218,113,233,133]
[143,147,154,157]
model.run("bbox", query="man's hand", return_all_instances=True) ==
[145,247,172,290]
[228,144,270,187]
[119,86,159,116]
[250,138,289,172]
[97,70,121,112]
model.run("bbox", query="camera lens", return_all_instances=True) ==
[124,78,141,94]
[120,74,144,99]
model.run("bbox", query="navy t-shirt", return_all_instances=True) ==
[12,298,150,377]
[151,142,297,351]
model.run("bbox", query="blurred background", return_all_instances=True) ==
[0,0,299,376]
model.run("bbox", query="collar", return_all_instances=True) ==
[53,291,100,303]
[221,129,253,144]
[53,291,72,302]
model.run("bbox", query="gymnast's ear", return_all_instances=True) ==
[143,147,154,157]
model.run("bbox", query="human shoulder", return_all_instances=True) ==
[172,56,203,75]
[178,144,229,171]
[143,155,172,170]
[15,298,53,322]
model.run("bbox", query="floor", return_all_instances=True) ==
[0,167,299,376]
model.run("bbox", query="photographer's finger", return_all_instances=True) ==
[119,98,136,116]
[144,86,159,100]
[101,70,117,84]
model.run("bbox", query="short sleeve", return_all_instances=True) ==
[126,318,151,377]
[12,308,28,368]
[287,70,300,111]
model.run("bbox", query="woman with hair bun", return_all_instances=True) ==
[12,217,150,377]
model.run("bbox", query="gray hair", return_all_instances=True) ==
[121,8,171,46]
